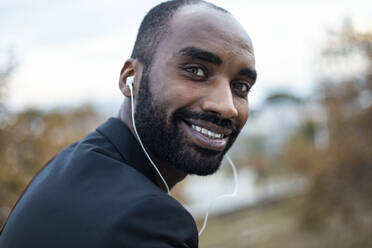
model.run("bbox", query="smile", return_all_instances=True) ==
[180,119,232,152]
[191,124,224,139]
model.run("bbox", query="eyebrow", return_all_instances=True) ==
[239,67,257,82]
[178,46,222,65]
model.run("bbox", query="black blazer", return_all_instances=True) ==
[0,118,198,248]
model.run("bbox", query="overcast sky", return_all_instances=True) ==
[1,0,371,112]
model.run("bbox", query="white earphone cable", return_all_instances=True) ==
[198,154,238,236]
[128,83,171,194]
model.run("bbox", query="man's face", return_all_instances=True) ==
[134,5,256,175]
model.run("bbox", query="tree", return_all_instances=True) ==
[283,20,372,247]
[0,50,103,224]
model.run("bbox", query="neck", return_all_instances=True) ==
[118,102,187,192]
[147,150,187,192]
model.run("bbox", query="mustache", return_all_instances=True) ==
[173,108,238,133]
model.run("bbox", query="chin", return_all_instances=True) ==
[172,146,226,176]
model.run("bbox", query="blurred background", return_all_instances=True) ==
[1,0,371,247]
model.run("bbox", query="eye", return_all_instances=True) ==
[184,65,206,77]
[231,81,251,96]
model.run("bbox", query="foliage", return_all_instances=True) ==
[0,106,102,222]
[0,58,102,224]
[281,22,372,246]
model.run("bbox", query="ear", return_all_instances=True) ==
[119,58,142,98]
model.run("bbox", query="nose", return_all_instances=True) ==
[200,79,238,119]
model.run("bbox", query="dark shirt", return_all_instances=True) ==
[0,118,198,248]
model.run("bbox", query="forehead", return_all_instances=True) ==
[156,4,255,65]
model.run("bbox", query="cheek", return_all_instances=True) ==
[157,81,201,108]
[235,99,249,127]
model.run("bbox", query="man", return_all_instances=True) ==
[0,0,256,247]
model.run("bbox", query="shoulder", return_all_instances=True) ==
[1,129,199,247]
[105,193,198,248]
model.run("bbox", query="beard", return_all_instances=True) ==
[134,69,240,176]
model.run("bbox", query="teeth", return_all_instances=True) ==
[191,124,224,139]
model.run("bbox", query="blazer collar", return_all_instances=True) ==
[96,117,157,186]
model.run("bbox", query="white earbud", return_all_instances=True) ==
[126,76,134,87]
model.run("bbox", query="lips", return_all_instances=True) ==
[180,118,233,152]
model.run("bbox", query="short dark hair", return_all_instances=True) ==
[130,0,228,69]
